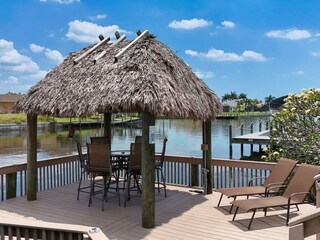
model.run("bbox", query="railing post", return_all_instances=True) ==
[315,174,320,240]
[229,125,233,159]
[258,120,262,151]
[250,122,253,154]
[240,123,244,157]
[6,173,17,199]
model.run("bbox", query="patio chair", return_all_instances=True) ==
[75,139,90,200]
[155,137,168,197]
[231,163,320,229]
[90,136,108,144]
[87,143,120,211]
[124,142,142,207]
[217,158,297,212]
[135,135,142,143]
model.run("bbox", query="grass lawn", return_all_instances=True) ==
[0,113,139,124]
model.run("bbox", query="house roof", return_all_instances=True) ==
[15,33,223,120]
[0,94,23,103]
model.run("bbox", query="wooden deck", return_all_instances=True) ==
[0,182,317,240]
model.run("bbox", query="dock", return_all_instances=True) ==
[232,130,270,145]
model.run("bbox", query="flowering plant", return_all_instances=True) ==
[263,88,320,164]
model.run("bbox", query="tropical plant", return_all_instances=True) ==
[262,88,320,164]
[238,93,247,99]
[264,95,276,104]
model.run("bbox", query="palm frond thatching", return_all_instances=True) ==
[15,34,222,120]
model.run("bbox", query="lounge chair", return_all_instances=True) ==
[231,164,320,229]
[217,158,297,212]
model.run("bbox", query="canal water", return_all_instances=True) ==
[0,116,271,167]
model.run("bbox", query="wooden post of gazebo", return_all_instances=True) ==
[27,113,37,200]
[141,110,155,228]
[104,112,112,149]
[202,120,212,194]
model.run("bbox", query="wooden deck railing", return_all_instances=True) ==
[0,154,277,201]
[0,216,108,240]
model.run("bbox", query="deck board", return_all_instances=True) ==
[0,182,317,239]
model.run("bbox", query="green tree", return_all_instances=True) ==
[264,95,275,104]
[262,88,320,164]
[238,93,247,99]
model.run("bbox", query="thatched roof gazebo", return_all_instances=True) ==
[15,30,223,228]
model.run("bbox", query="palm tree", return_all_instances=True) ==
[238,93,247,99]
[229,91,238,100]
[264,95,275,104]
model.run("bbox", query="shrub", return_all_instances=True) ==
[263,88,320,164]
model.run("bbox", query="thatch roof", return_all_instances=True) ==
[16,34,222,120]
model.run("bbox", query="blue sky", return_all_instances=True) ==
[1,0,320,101]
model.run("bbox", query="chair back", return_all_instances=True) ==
[159,138,168,167]
[129,142,142,169]
[90,136,108,144]
[282,164,320,202]
[87,143,111,173]
[263,158,297,188]
[75,140,86,169]
[135,136,142,143]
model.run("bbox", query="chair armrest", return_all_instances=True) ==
[248,176,267,186]
[265,183,287,196]
[288,192,316,204]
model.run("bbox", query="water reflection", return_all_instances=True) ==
[0,117,270,166]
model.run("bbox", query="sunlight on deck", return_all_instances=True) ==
[0,182,317,240]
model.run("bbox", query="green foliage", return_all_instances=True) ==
[263,88,320,164]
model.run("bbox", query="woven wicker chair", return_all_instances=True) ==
[87,143,119,211]
[75,140,90,200]
[124,142,142,207]
[155,137,168,197]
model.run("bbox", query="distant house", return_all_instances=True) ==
[0,94,23,113]
[222,100,238,112]
[260,95,288,113]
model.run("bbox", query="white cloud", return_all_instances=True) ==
[40,0,80,4]
[194,70,215,79]
[5,76,19,84]
[20,71,48,81]
[185,48,267,62]
[311,51,320,57]
[89,14,107,21]
[29,43,45,53]
[66,20,128,43]
[185,50,198,57]
[265,28,312,40]
[0,39,39,73]
[220,20,235,29]
[295,70,304,75]
[29,43,64,64]
[168,18,212,30]
[45,49,64,63]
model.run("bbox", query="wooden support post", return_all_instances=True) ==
[6,172,17,199]
[141,110,155,228]
[202,120,212,194]
[259,120,262,151]
[104,112,112,151]
[27,114,37,201]
[229,125,233,159]
[250,122,253,154]
[240,124,244,157]
[191,164,198,186]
